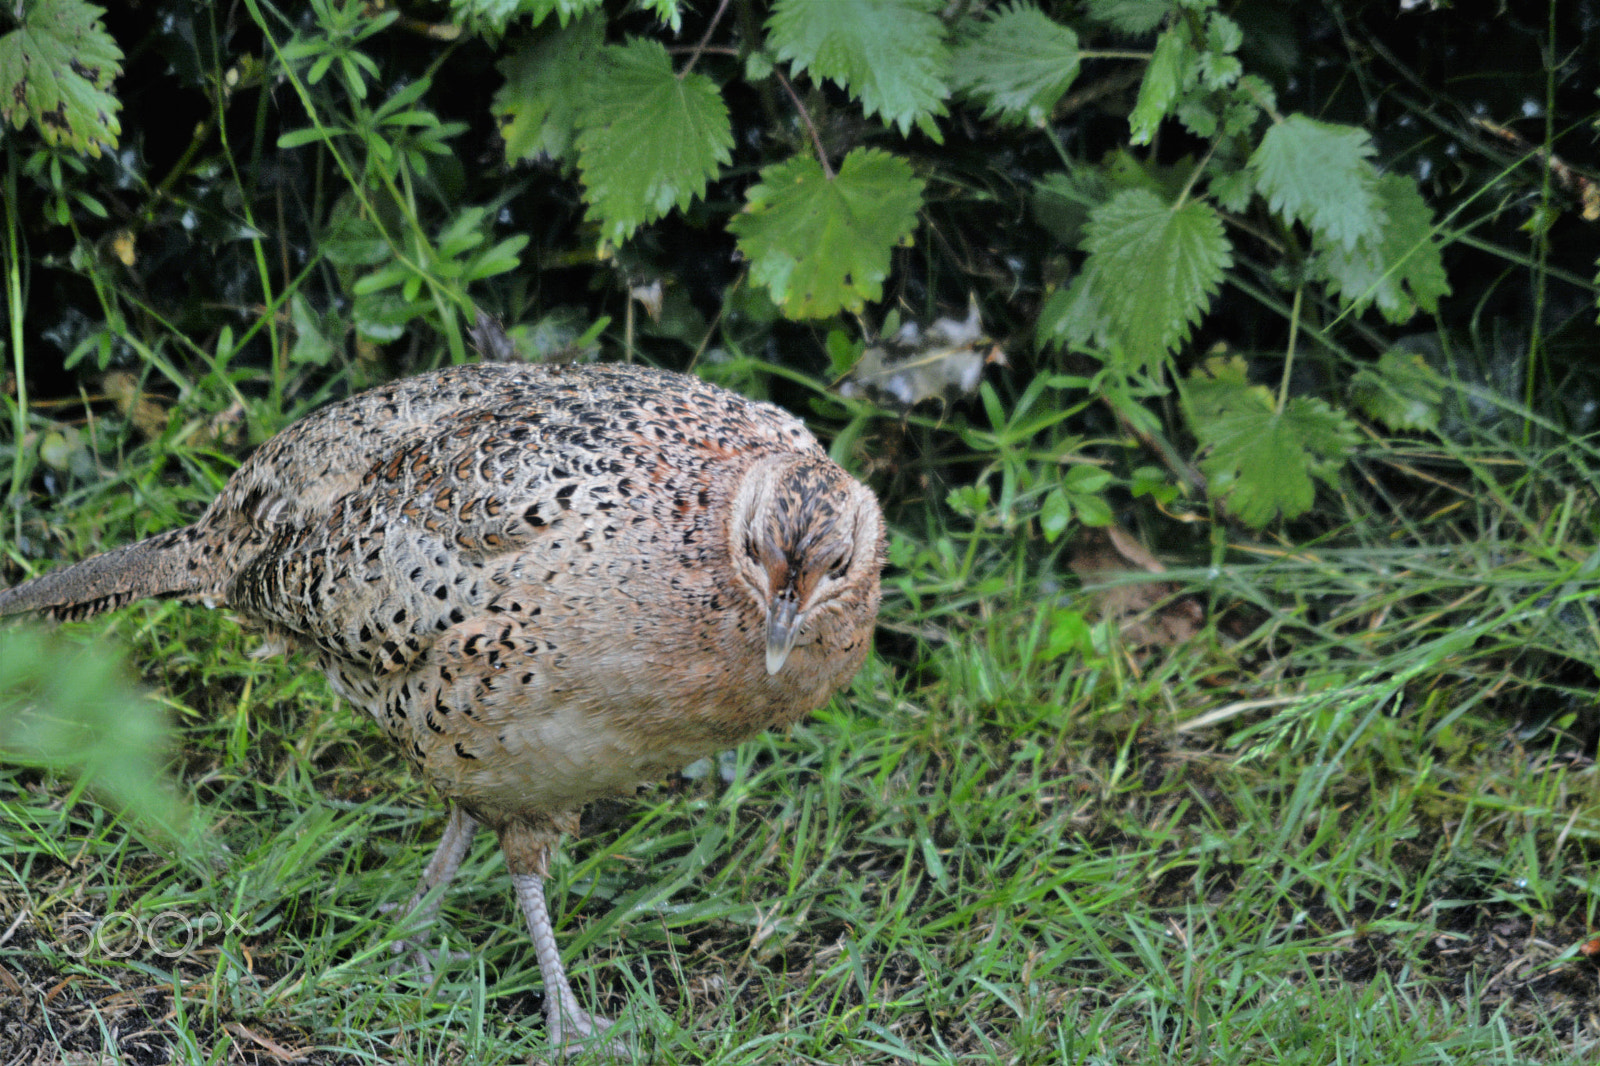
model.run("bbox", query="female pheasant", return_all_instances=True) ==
[0,360,885,1053]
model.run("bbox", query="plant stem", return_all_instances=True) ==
[1278,285,1302,413]
[4,151,27,545]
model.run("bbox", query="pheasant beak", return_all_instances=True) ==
[765,592,801,675]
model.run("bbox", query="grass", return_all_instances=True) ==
[4,383,1600,1064]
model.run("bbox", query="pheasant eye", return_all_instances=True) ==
[827,555,851,577]
[745,539,760,562]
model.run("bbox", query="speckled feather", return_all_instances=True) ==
[0,360,883,830]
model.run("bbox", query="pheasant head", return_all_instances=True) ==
[727,454,884,676]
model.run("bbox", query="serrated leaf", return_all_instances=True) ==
[1086,0,1171,35]
[575,38,733,243]
[1251,114,1383,251]
[951,3,1080,127]
[494,15,604,164]
[1351,350,1442,432]
[641,0,682,32]
[1184,353,1268,422]
[767,0,949,135]
[324,210,390,267]
[0,0,123,157]
[1312,172,1451,324]
[1031,169,1105,247]
[1036,272,1108,350]
[1176,98,1218,138]
[1072,188,1232,370]
[1206,13,1242,54]
[730,148,924,319]
[450,0,604,34]
[1208,167,1253,212]
[353,289,418,342]
[1185,358,1357,526]
[1198,51,1241,90]
[1128,26,1192,145]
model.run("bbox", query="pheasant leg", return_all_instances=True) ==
[386,805,477,976]
[502,823,617,1055]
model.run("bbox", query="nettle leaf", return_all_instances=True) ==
[1183,352,1260,418]
[1251,114,1383,252]
[1129,25,1193,145]
[0,0,123,157]
[451,0,605,33]
[575,38,733,244]
[1086,0,1171,35]
[1031,168,1106,247]
[730,148,924,319]
[767,0,949,136]
[1069,188,1231,370]
[494,15,604,164]
[1185,356,1357,527]
[1312,173,1451,324]
[951,3,1080,127]
[637,0,682,32]
[1351,350,1442,432]
[1036,268,1108,350]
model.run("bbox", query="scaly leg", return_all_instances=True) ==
[386,805,477,976]
[501,822,621,1056]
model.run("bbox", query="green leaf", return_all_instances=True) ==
[1208,166,1253,213]
[1072,491,1114,527]
[0,627,189,838]
[949,483,991,517]
[730,148,924,319]
[466,234,530,281]
[1184,353,1267,423]
[1086,0,1171,35]
[1064,464,1113,493]
[1036,270,1109,351]
[288,296,335,367]
[323,209,390,267]
[1199,13,1243,89]
[1184,356,1358,526]
[575,38,733,243]
[1130,465,1179,505]
[450,0,604,34]
[1175,98,1217,139]
[825,329,863,377]
[1312,173,1451,324]
[1128,26,1192,145]
[951,3,1080,127]
[1039,489,1072,541]
[493,15,604,165]
[1031,169,1105,247]
[1251,114,1383,251]
[0,0,123,157]
[639,0,682,32]
[1072,188,1232,370]
[1351,350,1442,432]
[352,289,419,342]
[767,0,949,136]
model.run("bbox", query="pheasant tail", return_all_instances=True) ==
[0,527,209,622]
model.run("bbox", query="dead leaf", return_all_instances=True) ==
[839,298,1006,408]
[1070,524,1203,649]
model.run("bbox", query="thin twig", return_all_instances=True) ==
[680,0,733,78]
[774,69,832,177]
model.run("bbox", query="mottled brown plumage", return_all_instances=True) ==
[0,361,884,1052]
